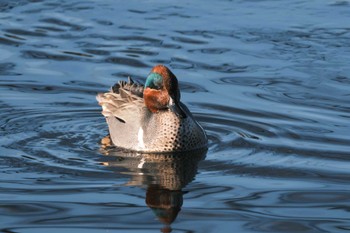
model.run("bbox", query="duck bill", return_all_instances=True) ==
[169,97,187,118]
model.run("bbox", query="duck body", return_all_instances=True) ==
[97,65,207,153]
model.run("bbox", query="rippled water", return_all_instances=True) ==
[1,0,350,232]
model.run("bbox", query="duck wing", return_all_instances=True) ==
[97,77,144,123]
[112,77,144,98]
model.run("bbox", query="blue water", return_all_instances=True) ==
[1,0,350,232]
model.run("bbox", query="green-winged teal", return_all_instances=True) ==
[97,65,207,152]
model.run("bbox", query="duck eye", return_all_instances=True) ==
[145,73,163,90]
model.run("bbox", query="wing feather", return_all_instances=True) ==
[97,77,145,122]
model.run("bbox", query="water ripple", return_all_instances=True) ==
[40,18,90,31]
[105,56,149,67]
[22,50,80,61]
[0,103,106,177]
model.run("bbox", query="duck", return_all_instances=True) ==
[96,65,207,153]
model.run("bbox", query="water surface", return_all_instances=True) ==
[1,0,350,232]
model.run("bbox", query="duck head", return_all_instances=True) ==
[144,65,187,118]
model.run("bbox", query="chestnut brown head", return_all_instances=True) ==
[143,65,186,118]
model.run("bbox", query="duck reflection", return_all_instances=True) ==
[100,136,207,232]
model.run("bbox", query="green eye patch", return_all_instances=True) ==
[145,73,163,90]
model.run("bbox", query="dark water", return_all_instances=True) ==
[1,0,350,232]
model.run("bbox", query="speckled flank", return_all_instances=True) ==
[145,110,207,152]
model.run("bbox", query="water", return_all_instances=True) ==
[1,0,350,232]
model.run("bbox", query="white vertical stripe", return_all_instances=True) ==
[137,127,145,149]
